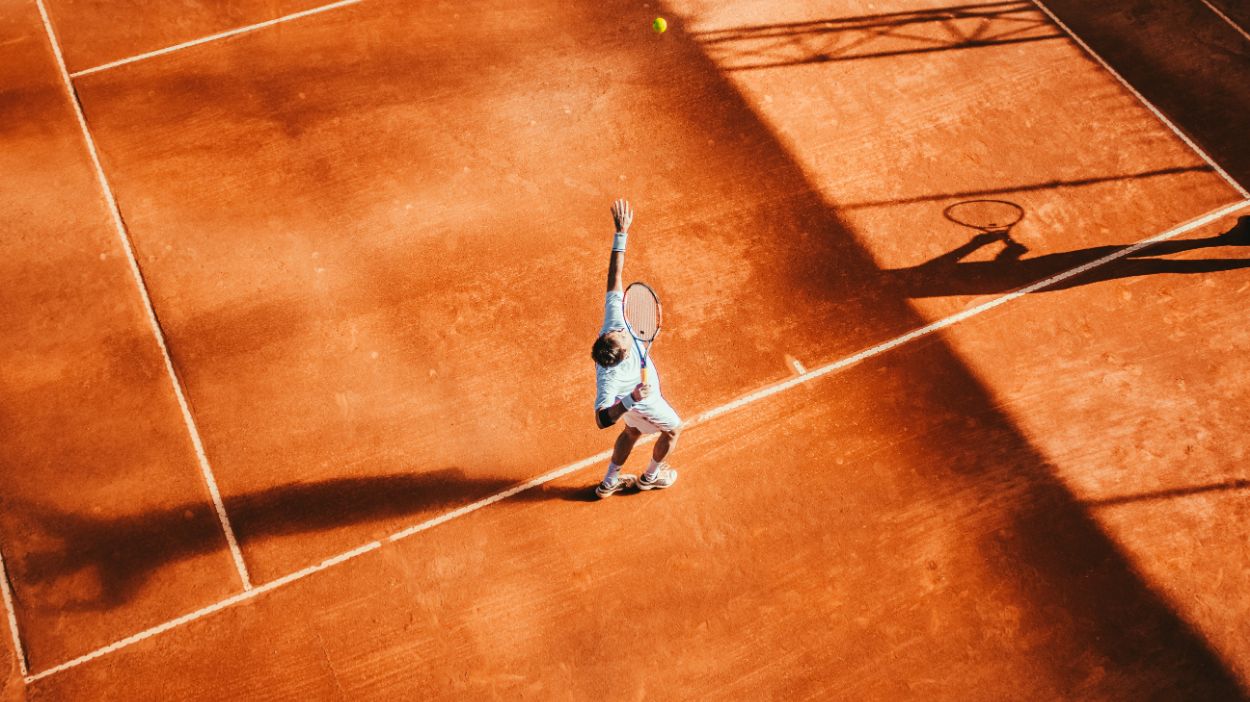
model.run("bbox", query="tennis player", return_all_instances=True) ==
[590,199,682,498]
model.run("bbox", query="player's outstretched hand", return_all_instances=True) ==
[612,199,633,233]
[630,383,651,402]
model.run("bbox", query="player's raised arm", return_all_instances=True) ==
[606,199,632,293]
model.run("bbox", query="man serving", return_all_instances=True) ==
[590,199,682,498]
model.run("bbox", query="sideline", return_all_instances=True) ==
[34,0,253,590]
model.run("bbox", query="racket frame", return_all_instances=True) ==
[622,281,662,385]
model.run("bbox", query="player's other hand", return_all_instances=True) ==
[630,383,651,402]
[612,199,633,233]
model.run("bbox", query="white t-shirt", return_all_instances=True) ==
[594,290,661,411]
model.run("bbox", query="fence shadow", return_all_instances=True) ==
[691,0,1062,71]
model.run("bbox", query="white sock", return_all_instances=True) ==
[645,459,661,477]
[603,462,622,483]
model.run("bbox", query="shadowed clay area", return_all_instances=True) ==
[1036,0,1250,188]
[4,0,1249,695]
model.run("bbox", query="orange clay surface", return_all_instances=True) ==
[2,0,1249,699]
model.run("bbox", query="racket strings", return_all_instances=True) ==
[624,287,661,341]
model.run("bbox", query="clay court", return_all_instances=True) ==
[2,0,1250,699]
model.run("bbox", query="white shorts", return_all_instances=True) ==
[621,396,682,434]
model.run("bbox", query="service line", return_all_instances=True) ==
[69,0,362,78]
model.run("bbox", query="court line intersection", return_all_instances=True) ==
[1028,0,1249,198]
[34,0,253,592]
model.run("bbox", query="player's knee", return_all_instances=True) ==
[623,425,643,440]
[662,425,682,441]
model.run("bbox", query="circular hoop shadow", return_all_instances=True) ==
[943,199,1025,234]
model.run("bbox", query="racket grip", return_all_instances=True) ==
[641,366,650,386]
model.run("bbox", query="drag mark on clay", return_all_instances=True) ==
[785,355,807,374]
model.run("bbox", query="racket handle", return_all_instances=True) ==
[641,366,650,386]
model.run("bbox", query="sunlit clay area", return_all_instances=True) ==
[2,0,1249,699]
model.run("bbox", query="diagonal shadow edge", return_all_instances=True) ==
[4,0,1249,695]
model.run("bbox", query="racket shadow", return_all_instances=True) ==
[887,213,1250,298]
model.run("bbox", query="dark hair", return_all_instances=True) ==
[591,334,626,367]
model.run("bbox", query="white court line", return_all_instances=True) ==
[22,197,1250,684]
[387,450,616,543]
[34,0,252,590]
[25,543,380,683]
[1028,0,1250,200]
[695,199,1249,424]
[1199,0,1250,44]
[69,0,361,78]
[0,544,29,677]
[25,453,617,683]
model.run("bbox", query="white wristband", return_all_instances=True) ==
[620,393,636,410]
[612,231,628,252]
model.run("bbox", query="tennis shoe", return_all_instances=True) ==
[595,473,637,499]
[638,465,678,490]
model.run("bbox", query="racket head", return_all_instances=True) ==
[623,282,662,342]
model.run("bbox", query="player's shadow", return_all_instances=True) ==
[888,214,1250,298]
[4,469,587,611]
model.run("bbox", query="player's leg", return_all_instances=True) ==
[612,425,642,466]
[650,426,681,466]
[596,426,642,498]
[635,397,682,491]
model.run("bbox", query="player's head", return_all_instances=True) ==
[591,329,631,367]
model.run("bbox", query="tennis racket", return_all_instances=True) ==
[623,281,662,386]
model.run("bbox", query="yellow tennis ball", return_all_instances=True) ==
[652,17,667,33]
